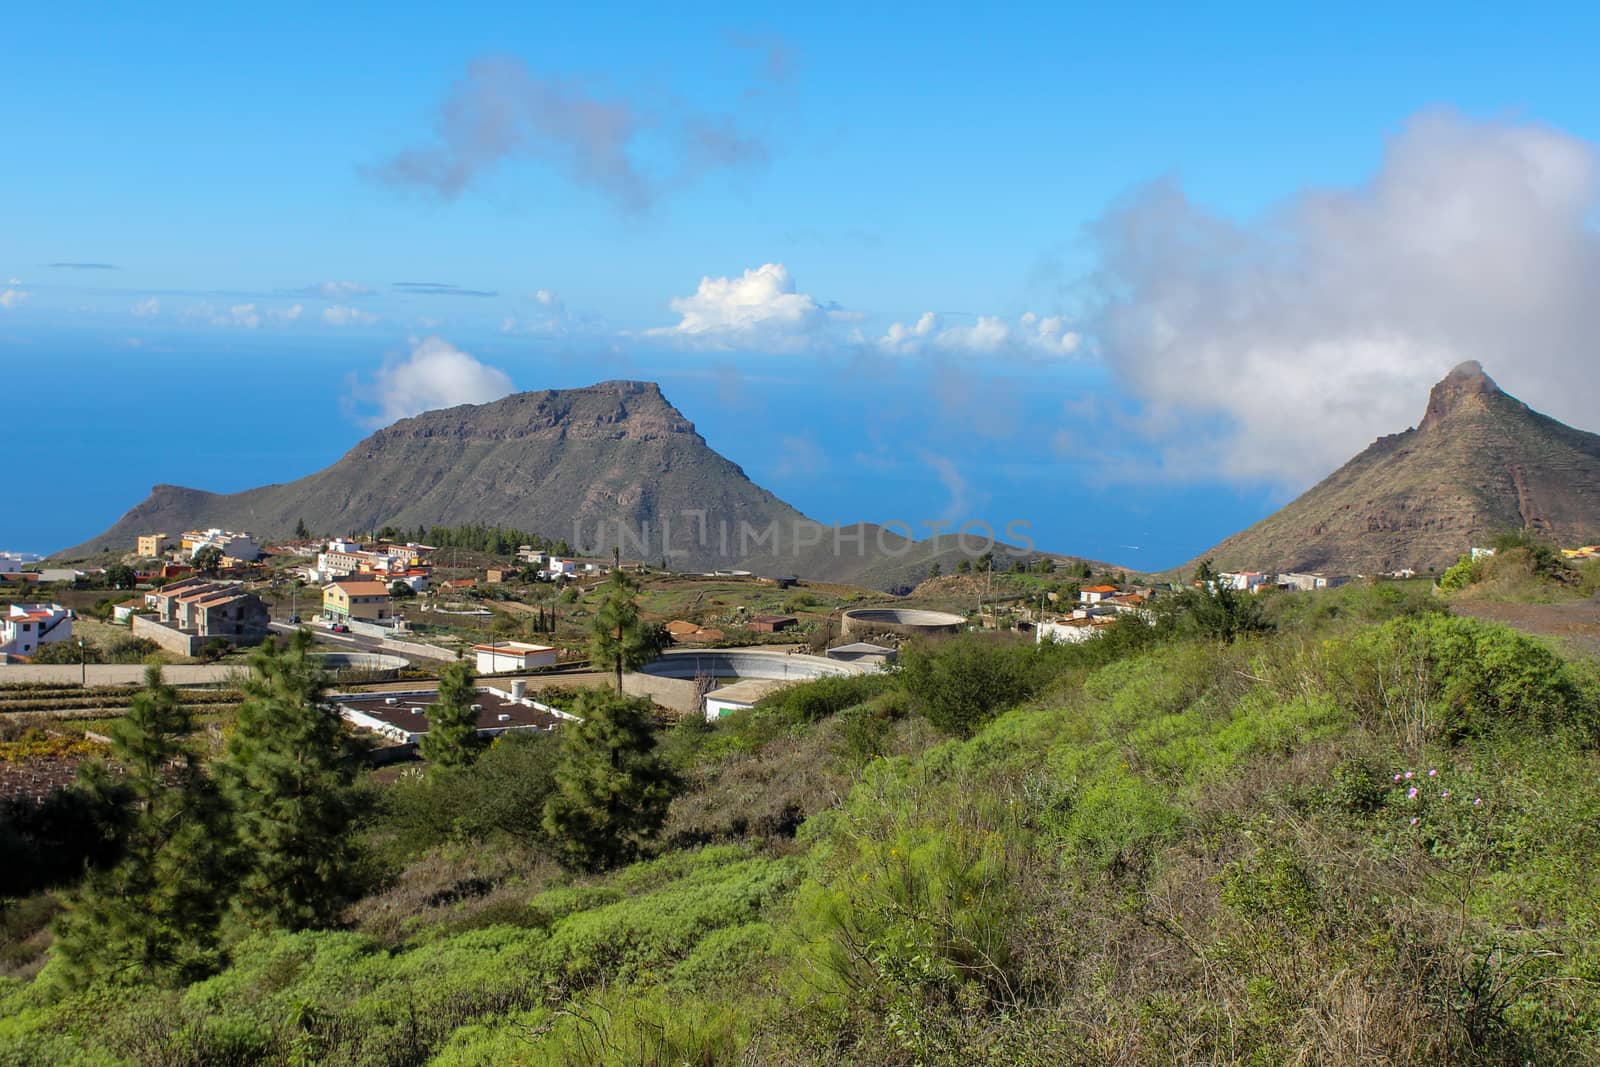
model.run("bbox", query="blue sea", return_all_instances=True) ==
[7,328,1279,571]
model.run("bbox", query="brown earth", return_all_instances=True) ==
[1449,592,1600,661]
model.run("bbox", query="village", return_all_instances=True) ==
[6,525,1573,761]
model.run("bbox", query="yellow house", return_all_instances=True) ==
[137,533,173,557]
[323,579,393,622]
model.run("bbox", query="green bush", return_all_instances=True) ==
[899,633,1059,737]
[752,672,891,724]
[1438,553,1481,593]
[1333,614,1598,744]
[377,730,561,860]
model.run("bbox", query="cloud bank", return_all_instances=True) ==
[360,336,514,426]
[1091,108,1600,486]
[372,55,767,212]
[878,310,1081,357]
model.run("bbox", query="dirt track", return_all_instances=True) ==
[1451,593,1600,660]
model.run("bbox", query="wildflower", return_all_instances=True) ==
[1440,790,1451,799]
[1404,771,1414,780]
[1407,787,1419,800]
[1410,817,1420,826]
[1393,774,1402,782]
[1427,769,1437,778]
[1473,797,1483,806]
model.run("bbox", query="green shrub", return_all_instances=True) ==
[1333,614,1598,745]
[752,672,891,724]
[1438,554,1481,593]
[900,633,1060,737]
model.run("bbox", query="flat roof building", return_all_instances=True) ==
[473,641,559,674]
[335,685,578,745]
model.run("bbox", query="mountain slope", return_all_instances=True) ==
[1190,361,1600,575]
[59,380,1089,587]
[61,381,809,572]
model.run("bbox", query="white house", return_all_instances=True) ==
[1036,617,1112,645]
[473,641,559,674]
[0,603,73,657]
[186,528,261,562]
[1220,571,1272,593]
[0,556,19,575]
[546,559,578,578]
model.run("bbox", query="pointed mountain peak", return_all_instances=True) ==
[1420,360,1501,430]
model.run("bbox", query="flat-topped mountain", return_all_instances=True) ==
[1190,361,1600,575]
[59,380,1081,588]
[61,381,806,572]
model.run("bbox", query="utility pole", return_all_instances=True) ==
[78,637,86,688]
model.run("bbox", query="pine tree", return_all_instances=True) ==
[219,630,360,932]
[541,690,679,871]
[53,665,230,986]
[417,660,481,771]
[589,560,667,692]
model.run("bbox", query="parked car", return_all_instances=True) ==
[330,622,350,633]
[288,615,300,624]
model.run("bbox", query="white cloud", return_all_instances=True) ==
[0,289,27,309]
[317,281,372,299]
[5,278,19,286]
[323,305,379,327]
[206,302,302,328]
[649,263,827,350]
[132,297,160,317]
[532,288,560,308]
[920,450,979,523]
[1092,108,1600,486]
[360,336,514,426]
[878,311,937,353]
[214,305,261,328]
[877,310,1081,357]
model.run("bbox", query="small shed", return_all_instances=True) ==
[747,613,798,634]
[703,678,789,721]
[473,641,559,674]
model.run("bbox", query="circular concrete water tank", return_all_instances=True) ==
[840,607,966,638]
[313,651,410,680]
[638,648,864,682]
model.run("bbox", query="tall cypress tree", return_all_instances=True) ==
[53,665,230,986]
[219,630,360,932]
[541,689,679,871]
[417,660,481,771]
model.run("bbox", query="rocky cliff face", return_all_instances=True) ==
[1189,362,1600,575]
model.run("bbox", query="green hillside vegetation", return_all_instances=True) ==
[3,582,1599,1064]
[1440,531,1600,603]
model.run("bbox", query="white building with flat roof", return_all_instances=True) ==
[473,641,559,674]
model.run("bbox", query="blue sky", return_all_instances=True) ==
[7,6,1600,567]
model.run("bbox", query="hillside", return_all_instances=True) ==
[1190,361,1600,576]
[5,584,1599,1063]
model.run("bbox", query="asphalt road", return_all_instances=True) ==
[269,620,390,653]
